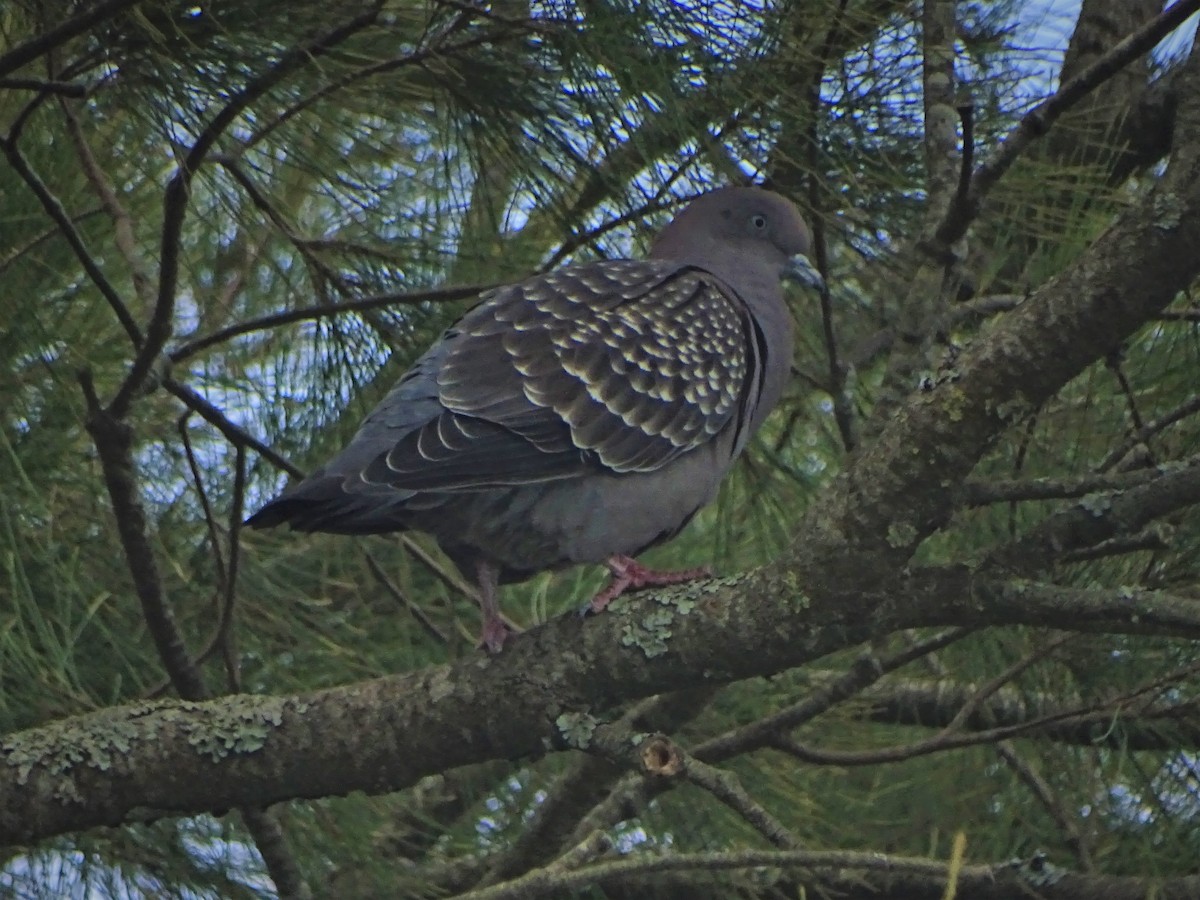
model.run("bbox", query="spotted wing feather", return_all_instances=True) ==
[367,259,751,491]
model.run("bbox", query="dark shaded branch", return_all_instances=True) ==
[0,77,86,96]
[449,848,1200,900]
[81,374,310,896]
[0,0,140,79]
[933,0,1200,249]
[985,455,1200,573]
[7,570,1199,844]
[109,3,386,417]
[996,741,1094,871]
[0,136,141,344]
[80,373,206,699]
[169,283,490,364]
[960,465,1169,507]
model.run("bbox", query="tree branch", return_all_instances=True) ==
[168,283,490,364]
[448,848,1200,900]
[3,571,1199,845]
[108,3,386,418]
[0,0,140,80]
[933,0,1200,249]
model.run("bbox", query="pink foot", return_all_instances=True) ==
[587,555,712,615]
[475,560,514,653]
[478,614,511,654]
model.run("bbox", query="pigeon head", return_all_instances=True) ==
[650,186,820,295]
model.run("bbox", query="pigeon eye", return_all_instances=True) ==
[750,214,768,230]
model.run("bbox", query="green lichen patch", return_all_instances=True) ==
[1080,493,1112,517]
[621,605,675,657]
[2,713,151,802]
[555,712,598,749]
[886,522,919,548]
[1152,192,1183,231]
[185,696,292,763]
[3,695,303,805]
[610,574,751,657]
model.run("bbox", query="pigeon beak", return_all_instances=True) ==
[784,254,825,293]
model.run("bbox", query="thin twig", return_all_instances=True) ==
[59,94,154,304]
[674,752,800,849]
[960,466,1165,507]
[693,628,971,761]
[0,136,141,343]
[169,283,489,364]
[1061,528,1170,563]
[365,552,449,645]
[769,643,1186,770]
[446,847,992,900]
[1106,349,1154,459]
[399,535,480,602]
[163,377,302,478]
[178,414,231,601]
[996,741,1094,872]
[1099,394,1200,471]
[940,634,1075,736]
[0,207,103,277]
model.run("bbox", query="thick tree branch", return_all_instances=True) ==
[807,45,1200,579]
[2,572,1199,845]
[80,377,310,897]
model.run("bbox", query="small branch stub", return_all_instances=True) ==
[639,735,683,777]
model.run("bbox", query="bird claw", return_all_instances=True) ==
[582,556,712,616]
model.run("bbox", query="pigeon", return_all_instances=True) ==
[247,186,823,651]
